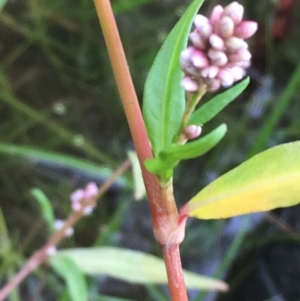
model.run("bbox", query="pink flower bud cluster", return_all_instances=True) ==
[70,182,98,215]
[180,2,257,92]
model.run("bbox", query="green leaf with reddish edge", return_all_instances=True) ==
[186,142,300,219]
[50,255,88,301]
[188,77,250,126]
[143,0,205,157]
[160,124,227,160]
[55,247,228,291]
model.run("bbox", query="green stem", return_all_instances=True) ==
[174,85,207,144]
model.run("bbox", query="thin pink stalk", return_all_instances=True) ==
[93,1,188,300]
[0,160,131,301]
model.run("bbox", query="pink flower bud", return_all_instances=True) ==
[180,46,195,64]
[181,76,199,92]
[228,66,245,81]
[83,206,94,215]
[208,49,228,66]
[198,23,213,40]
[84,182,98,199]
[191,50,209,68]
[219,16,234,38]
[209,34,225,50]
[228,48,251,62]
[72,201,82,212]
[201,65,219,78]
[189,31,206,49]
[210,5,224,26]
[218,69,234,87]
[184,125,202,140]
[234,21,258,39]
[70,189,84,203]
[225,37,248,51]
[54,220,74,237]
[223,2,244,25]
[194,15,209,31]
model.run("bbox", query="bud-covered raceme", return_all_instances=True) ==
[180,2,257,92]
[70,182,98,215]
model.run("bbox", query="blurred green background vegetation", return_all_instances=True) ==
[1,0,300,300]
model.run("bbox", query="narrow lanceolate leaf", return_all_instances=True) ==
[0,142,129,188]
[30,188,55,231]
[186,142,300,219]
[160,124,227,161]
[50,255,88,301]
[55,247,228,291]
[144,124,226,174]
[188,77,249,126]
[143,0,205,157]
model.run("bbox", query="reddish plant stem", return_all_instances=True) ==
[0,160,131,301]
[162,245,188,301]
[93,1,188,300]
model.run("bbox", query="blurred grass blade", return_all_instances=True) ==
[160,124,227,161]
[188,77,249,126]
[0,69,115,166]
[30,188,55,231]
[0,142,130,188]
[143,0,205,157]
[113,0,156,14]
[0,209,10,254]
[50,255,88,301]
[127,151,146,200]
[55,247,228,291]
[187,142,300,219]
[0,0,7,11]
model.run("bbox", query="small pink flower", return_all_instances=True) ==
[184,125,202,140]
[181,76,199,92]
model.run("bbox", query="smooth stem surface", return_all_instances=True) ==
[93,1,188,300]
[163,245,188,301]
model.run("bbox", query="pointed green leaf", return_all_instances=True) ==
[187,142,300,219]
[56,247,228,291]
[30,188,55,231]
[188,77,249,126]
[160,124,227,161]
[50,255,88,301]
[143,0,205,157]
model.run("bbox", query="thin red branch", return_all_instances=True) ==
[0,160,131,301]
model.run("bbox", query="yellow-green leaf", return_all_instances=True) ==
[55,247,228,291]
[187,142,300,219]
